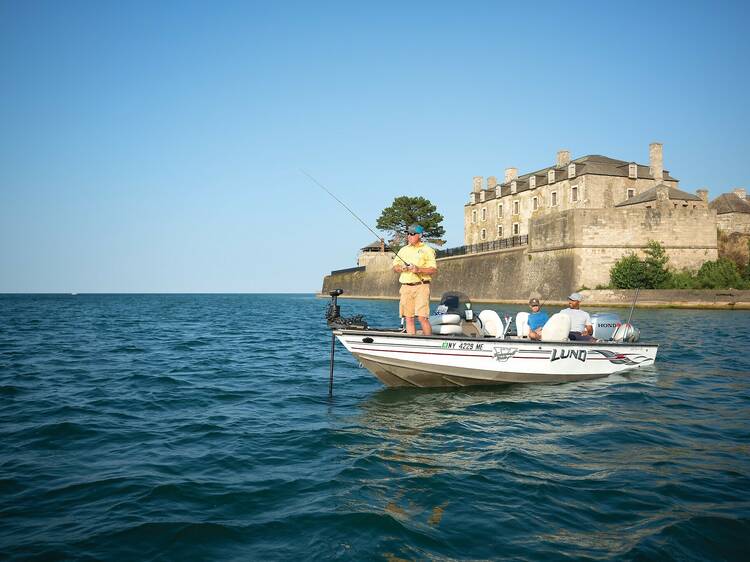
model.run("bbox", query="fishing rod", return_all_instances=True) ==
[300,169,413,267]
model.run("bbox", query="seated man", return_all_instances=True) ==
[560,292,593,341]
[527,297,549,340]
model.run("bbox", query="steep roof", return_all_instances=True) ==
[615,184,702,207]
[485,154,678,199]
[709,193,750,215]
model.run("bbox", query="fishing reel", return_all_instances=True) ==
[326,289,368,330]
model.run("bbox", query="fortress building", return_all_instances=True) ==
[464,143,708,244]
[462,142,719,290]
[327,143,744,302]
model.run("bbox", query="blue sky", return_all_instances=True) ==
[1,0,748,293]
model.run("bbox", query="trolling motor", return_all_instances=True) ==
[326,289,368,330]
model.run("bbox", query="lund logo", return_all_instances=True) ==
[551,349,587,362]
[493,347,518,362]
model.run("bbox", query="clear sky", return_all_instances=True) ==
[1,0,748,293]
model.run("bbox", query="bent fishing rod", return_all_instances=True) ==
[300,169,414,268]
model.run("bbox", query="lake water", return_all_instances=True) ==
[1,294,749,560]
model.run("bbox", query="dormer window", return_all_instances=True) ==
[470,193,476,204]
[511,180,517,194]
[568,163,576,178]
[480,191,485,202]
[529,176,536,189]
[548,169,555,184]
[629,163,637,179]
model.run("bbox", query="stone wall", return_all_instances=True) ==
[530,206,718,287]
[718,212,750,235]
[329,206,720,302]
[323,245,580,302]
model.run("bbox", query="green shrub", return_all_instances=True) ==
[595,284,609,290]
[643,240,671,288]
[665,269,700,289]
[696,258,745,289]
[610,253,647,289]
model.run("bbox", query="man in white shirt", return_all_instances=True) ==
[560,292,593,341]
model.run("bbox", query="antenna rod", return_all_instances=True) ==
[625,287,640,325]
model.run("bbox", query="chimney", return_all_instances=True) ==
[472,176,483,193]
[656,184,670,205]
[556,150,571,168]
[487,176,498,189]
[696,189,708,203]
[733,187,747,200]
[649,142,664,182]
[504,167,518,183]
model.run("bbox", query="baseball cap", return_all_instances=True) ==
[407,224,424,235]
[568,292,583,301]
[529,298,540,306]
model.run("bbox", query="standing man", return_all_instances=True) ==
[560,292,594,341]
[393,224,437,335]
[527,298,549,340]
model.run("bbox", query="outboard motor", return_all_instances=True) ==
[613,323,640,343]
[591,313,622,341]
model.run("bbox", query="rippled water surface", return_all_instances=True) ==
[1,294,749,561]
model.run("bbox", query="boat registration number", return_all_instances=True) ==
[442,342,484,351]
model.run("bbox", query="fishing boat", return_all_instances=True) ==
[326,290,657,388]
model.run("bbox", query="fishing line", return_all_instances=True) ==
[300,169,412,267]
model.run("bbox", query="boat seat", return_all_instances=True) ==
[432,324,464,335]
[478,310,503,337]
[516,311,530,338]
[429,313,462,326]
[541,313,571,341]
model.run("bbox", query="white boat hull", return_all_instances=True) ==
[335,330,658,388]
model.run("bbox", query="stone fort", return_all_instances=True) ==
[327,142,748,301]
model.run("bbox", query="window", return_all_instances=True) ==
[529,176,536,189]
[511,180,517,194]
[497,225,503,238]
[571,186,578,202]
[512,223,520,235]
[498,203,503,217]
[513,200,520,214]
[627,188,635,199]
[532,196,538,210]
[480,228,486,240]
[480,191,485,202]
[548,169,555,184]
[568,163,576,178]
[629,163,637,179]
[471,209,477,223]
[470,193,476,204]
[481,207,487,221]
[551,191,558,206]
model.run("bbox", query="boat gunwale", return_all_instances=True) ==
[333,328,658,348]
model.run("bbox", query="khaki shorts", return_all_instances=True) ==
[399,283,430,318]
